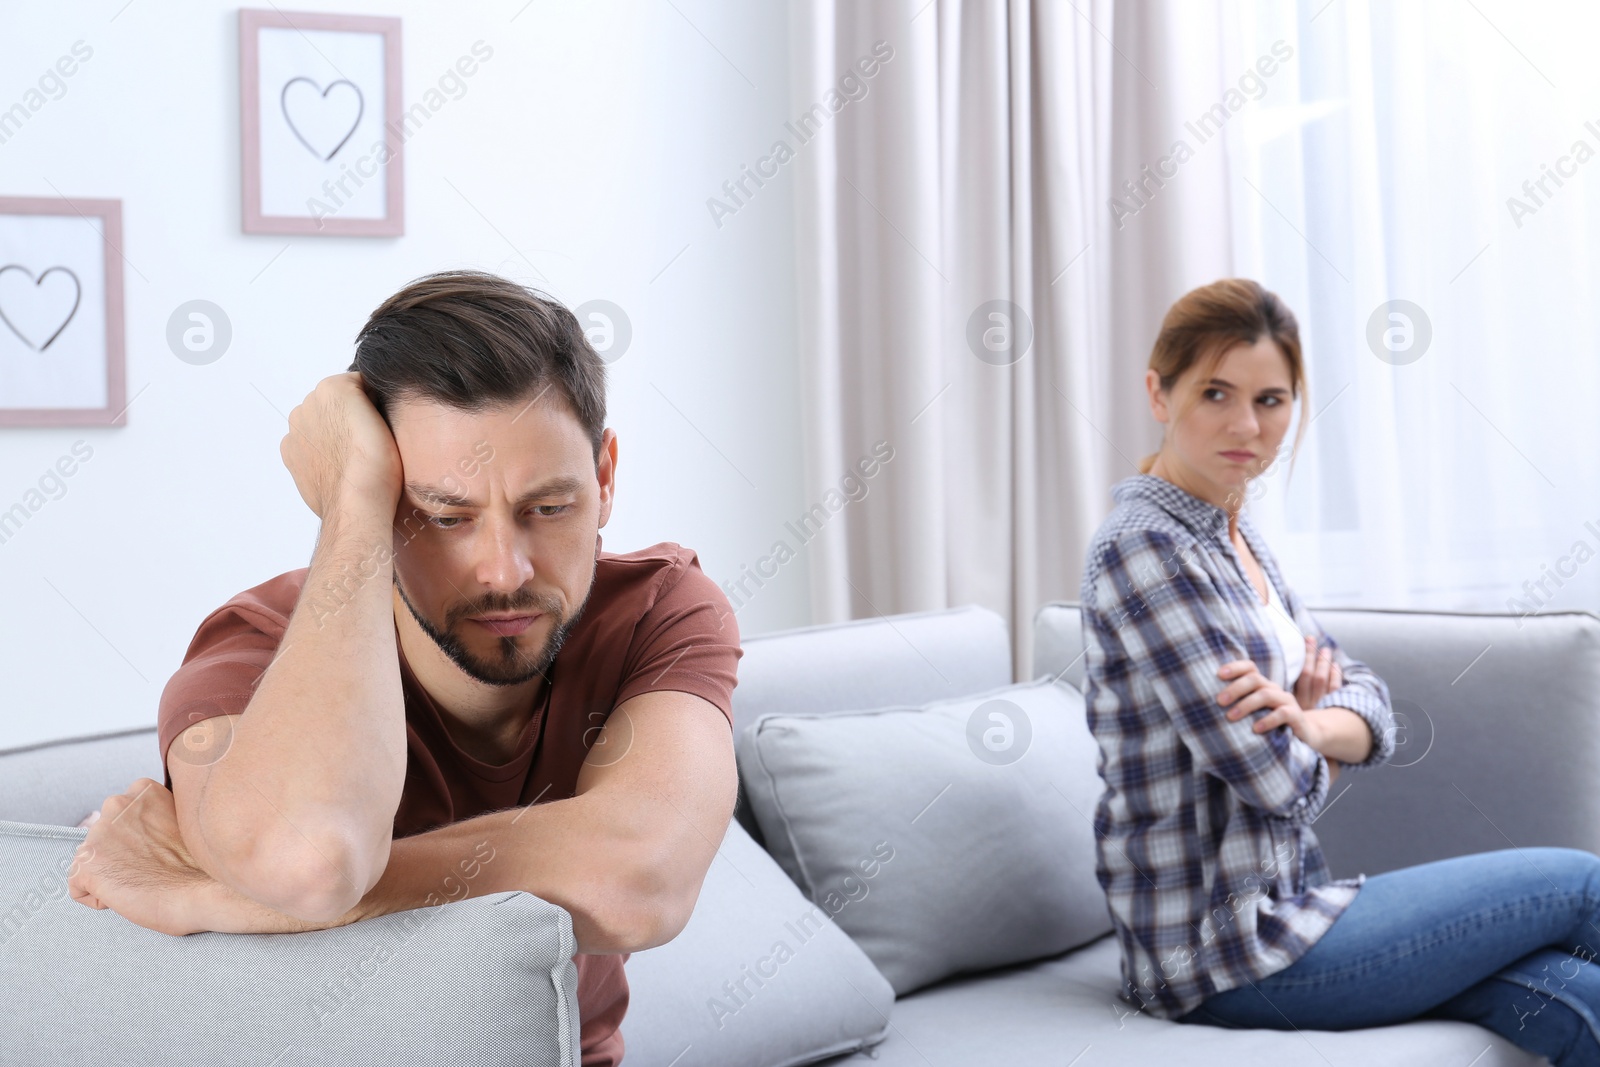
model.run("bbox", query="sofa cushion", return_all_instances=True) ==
[738,678,1111,996]
[1295,607,1600,879]
[1038,599,1600,882]
[731,605,1013,847]
[731,605,1012,739]
[808,934,1543,1066]
[621,818,894,1067]
[0,819,583,1066]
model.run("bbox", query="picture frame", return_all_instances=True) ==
[0,196,126,427]
[239,9,404,236]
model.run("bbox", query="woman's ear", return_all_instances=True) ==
[1145,368,1170,425]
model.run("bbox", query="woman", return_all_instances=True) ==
[1080,277,1600,1063]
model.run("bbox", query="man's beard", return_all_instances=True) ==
[394,570,593,687]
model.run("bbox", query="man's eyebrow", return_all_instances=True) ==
[1207,377,1289,395]
[405,475,585,508]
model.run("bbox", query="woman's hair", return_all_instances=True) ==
[349,269,608,460]
[1138,277,1308,478]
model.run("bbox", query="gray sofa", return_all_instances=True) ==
[6,600,1597,1066]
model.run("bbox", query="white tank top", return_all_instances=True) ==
[1262,575,1307,687]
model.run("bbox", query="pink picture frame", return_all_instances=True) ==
[239,9,404,237]
[0,196,126,428]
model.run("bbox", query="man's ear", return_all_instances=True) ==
[596,428,618,527]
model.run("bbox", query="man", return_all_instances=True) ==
[66,270,742,1066]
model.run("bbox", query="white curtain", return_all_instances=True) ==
[793,0,1254,675]
[1230,1,1600,617]
[794,0,1600,647]
[790,0,1242,675]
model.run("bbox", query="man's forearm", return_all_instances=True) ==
[198,491,408,916]
[188,694,734,950]
[342,798,663,955]
[194,809,569,938]
[191,806,613,944]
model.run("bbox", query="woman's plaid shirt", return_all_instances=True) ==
[1080,474,1395,1020]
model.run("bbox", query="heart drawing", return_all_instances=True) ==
[0,264,82,352]
[280,77,365,161]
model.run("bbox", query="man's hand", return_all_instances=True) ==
[1216,659,1328,753]
[1293,637,1344,710]
[68,779,357,936]
[280,371,404,520]
[68,779,215,937]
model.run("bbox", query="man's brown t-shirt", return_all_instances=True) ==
[155,539,741,1067]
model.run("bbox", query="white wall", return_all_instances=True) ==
[0,0,809,749]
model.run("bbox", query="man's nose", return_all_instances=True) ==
[476,514,536,590]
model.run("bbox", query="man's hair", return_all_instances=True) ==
[349,270,607,458]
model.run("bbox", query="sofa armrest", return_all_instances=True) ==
[0,727,161,827]
[0,819,583,1065]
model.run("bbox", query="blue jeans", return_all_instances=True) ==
[1177,848,1600,1066]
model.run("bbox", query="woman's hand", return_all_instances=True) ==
[1293,637,1344,710]
[1215,659,1329,753]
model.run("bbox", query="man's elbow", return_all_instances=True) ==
[630,885,698,951]
[291,835,390,922]
[229,834,384,925]
[580,869,697,954]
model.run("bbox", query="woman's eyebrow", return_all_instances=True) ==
[1206,377,1289,395]
[405,475,584,507]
